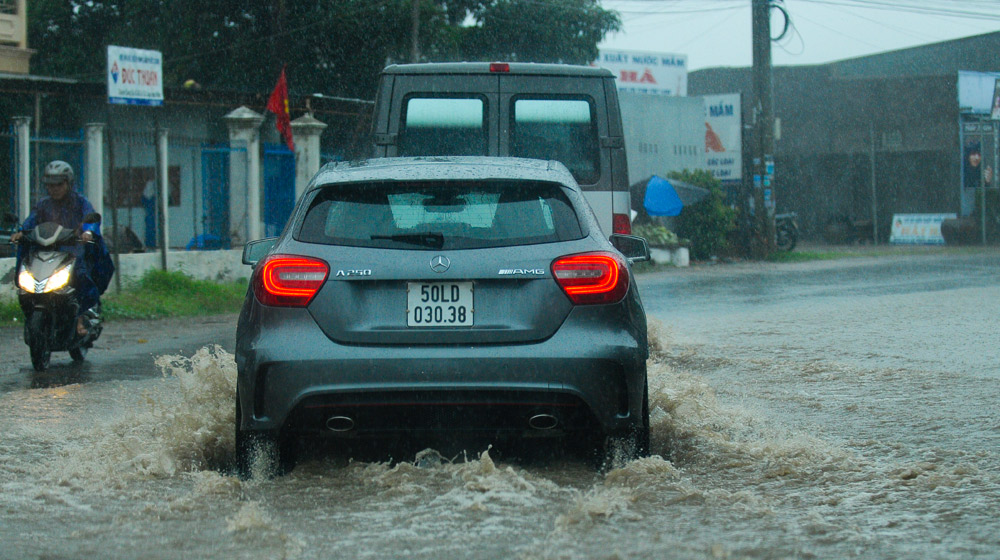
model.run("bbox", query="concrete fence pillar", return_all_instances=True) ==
[84,123,105,217]
[12,116,31,222]
[155,127,170,269]
[223,107,265,245]
[291,114,328,201]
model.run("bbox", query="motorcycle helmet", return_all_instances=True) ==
[42,160,75,185]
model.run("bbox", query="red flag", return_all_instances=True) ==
[267,66,294,151]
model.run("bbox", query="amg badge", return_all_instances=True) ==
[498,268,545,275]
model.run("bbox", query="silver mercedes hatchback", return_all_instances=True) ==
[235,156,650,477]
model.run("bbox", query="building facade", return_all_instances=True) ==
[689,31,1000,240]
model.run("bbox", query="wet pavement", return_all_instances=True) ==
[0,247,998,558]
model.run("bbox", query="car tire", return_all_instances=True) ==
[235,393,295,479]
[636,380,651,458]
[595,379,650,468]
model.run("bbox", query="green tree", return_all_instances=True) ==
[669,169,736,260]
[461,0,620,64]
[28,0,620,98]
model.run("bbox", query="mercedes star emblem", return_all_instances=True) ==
[430,255,451,273]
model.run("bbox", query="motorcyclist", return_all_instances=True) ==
[10,160,114,336]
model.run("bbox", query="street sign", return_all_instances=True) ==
[107,45,163,106]
[703,93,742,183]
[597,50,687,96]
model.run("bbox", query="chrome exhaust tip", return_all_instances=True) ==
[326,415,355,432]
[527,414,558,430]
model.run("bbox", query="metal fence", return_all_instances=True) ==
[2,126,86,218]
[1,128,13,217]
[106,128,257,251]
[5,124,297,251]
[262,143,294,237]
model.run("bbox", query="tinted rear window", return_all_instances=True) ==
[510,97,599,185]
[399,96,487,157]
[297,180,583,250]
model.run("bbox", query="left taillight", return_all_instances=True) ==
[253,255,329,307]
[551,252,629,305]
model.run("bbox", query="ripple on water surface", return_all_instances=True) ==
[0,327,997,558]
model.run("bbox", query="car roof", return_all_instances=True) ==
[381,62,613,78]
[309,157,580,190]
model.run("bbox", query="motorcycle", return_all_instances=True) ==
[13,217,104,371]
[775,212,799,252]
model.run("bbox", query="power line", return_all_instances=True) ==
[789,9,886,50]
[606,0,1000,21]
[799,0,1000,21]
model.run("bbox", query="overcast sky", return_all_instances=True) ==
[599,0,1000,71]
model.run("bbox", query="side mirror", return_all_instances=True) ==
[242,237,278,266]
[610,234,651,264]
[83,212,102,224]
[2,212,18,228]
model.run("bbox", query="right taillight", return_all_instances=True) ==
[253,254,329,307]
[551,252,629,305]
[612,213,632,235]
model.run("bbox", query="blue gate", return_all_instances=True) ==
[201,144,231,248]
[33,130,87,210]
[263,143,295,237]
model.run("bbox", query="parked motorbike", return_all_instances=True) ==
[13,219,104,371]
[775,212,799,252]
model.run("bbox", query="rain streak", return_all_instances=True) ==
[4,250,999,560]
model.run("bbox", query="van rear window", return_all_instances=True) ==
[511,98,599,185]
[297,180,583,250]
[400,97,487,157]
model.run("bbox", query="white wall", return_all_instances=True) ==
[0,249,249,303]
[619,92,705,186]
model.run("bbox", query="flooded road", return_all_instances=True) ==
[1,249,998,558]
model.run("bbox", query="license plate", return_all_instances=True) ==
[407,282,473,327]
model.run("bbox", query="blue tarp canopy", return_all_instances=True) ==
[643,175,685,217]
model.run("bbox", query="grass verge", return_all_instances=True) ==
[0,270,247,327]
[765,250,856,263]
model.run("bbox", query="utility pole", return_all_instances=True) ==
[410,0,420,63]
[750,0,776,256]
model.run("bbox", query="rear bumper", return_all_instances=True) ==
[236,306,647,438]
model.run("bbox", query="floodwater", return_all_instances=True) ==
[1,250,998,558]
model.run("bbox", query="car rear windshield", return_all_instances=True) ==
[297,180,584,250]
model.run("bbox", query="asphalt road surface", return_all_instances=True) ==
[1,248,997,558]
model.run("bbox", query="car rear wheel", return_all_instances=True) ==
[595,380,650,468]
[235,393,295,479]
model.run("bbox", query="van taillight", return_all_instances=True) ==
[254,255,329,307]
[551,252,629,305]
[612,213,631,235]
[489,62,510,73]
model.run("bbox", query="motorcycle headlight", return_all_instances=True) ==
[18,269,36,293]
[44,266,72,293]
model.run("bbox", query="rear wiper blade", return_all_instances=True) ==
[371,232,444,248]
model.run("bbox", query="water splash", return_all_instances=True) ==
[48,345,236,483]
